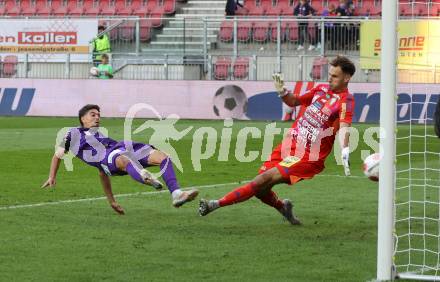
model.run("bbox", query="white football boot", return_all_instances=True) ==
[172,189,199,208]
[140,169,163,190]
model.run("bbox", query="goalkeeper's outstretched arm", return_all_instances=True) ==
[272,73,300,107]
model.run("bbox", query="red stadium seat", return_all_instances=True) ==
[139,19,152,42]
[131,0,149,16]
[233,57,249,80]
[412,2,429,16]
[357,0,375,16]
[361,0,375,6]
[368,4,381,16]
[83,0,100,16]
[219,20,233,42]
[356,5,368,16]
[100,0,116,16]
[21,0,37,16]
[68,0,84,16]
[119,21,135,41]
[245,0,265,16]
[310,56,329,80]
[115,0,130,15]
[4,0,20,16]
[270,21,288,42]
[265,5,283,16]
[430,2,440,16]
[260,0,272,10]
[3,55,18,78]
[252,21,270,42]
[163,0,175,14]
[151,2,164,14]
[399,0,412,16]
[36,0,51,15]
[148,1,164,27]
[327,0,339,9]
[287,21,299,42]
[248,5,265,15]
[355,0,382,17]
[243,0,254,10]
[277,0,292,15]
[237,22,252,42]
[146,0,158,13]
[51,0,68,16]
[214,57,232,80]
[149,12,164,27]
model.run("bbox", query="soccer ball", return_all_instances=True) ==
[90,67,99,76]
[212,85,248,119]
[363,153,380,182]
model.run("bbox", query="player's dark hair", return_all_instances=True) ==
[98,25,105,31]
[330,56,356,76]
[101,54,109,60]
[79,104,100,127]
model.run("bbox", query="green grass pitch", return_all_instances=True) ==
[0,117,437,281]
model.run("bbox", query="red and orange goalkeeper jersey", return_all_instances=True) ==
[288,84,354,163]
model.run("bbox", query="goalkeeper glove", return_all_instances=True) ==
[341,147,351,176]
[272,73,288,97]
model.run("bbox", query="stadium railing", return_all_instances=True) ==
[2,16,439,83]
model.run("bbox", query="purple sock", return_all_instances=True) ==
[160,158,180,193]
[126,162,144,185]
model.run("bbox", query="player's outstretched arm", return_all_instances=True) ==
[339,122,351,176]
[272,73,300,107]
[41,150,63,188]
[99,171,125,215]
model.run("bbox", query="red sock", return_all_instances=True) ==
[219,182,258,207]
[256,190,284,210]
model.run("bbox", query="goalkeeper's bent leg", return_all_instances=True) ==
[217,168,285,207]
[256,189,284,210]
[218,181,259,207]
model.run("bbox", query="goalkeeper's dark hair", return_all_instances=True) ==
[78,104,100,127]
[330,56,356,77]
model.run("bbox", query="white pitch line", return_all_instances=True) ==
[1,174,438,211]
[0,181,246,211]
[317,174,440,182]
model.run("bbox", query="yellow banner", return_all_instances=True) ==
[0,45,89,53]
[360,20,440,69]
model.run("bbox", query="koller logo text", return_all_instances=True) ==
[18,32,77,44]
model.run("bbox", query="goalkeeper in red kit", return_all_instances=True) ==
[199,56,355,224]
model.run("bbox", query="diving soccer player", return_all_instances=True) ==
[42,104,198,214]
[199,56,355,224]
